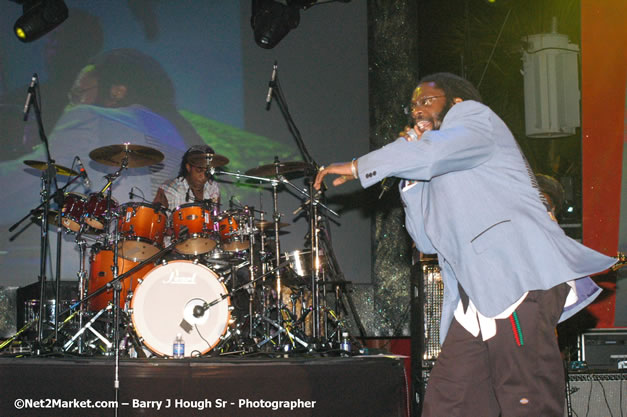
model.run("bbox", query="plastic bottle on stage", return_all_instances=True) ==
[340,332,351,357]
[173,333,185,359]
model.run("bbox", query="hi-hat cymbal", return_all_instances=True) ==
[89,144,164,168]
[24,160,78,177]
[30,209,59,228]
[255,220,290,231]
[245,161,312,177]
[186,153,229,168]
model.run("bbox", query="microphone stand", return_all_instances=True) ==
[267,71,363,344]
[25,78,65,349]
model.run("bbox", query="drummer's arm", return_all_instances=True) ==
[153,188,169,210]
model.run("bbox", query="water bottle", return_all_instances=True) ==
[340,332,351,356]
[173,333,185,359]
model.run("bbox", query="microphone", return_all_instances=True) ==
[265,61,278,110]
[76,156,91,187]
[193,305,205,318]
[23,73,38,121]
[378,177,399,199]
[129,187,135,200]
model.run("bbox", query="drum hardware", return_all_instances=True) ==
[63,304,113,352]
[255,314,310,351]
[189,260,289,329]
[11,147,88,347]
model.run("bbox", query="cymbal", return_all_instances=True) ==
[245,161,311,177]
[255,220,290,231]
[89,144,164,168]
[24,160,78,177]
[187,153,229,168]
[30,209,59,228]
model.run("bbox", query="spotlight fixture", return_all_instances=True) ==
[13,0,69,43]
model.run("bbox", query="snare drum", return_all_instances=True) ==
[218,209,251,252]
[83,193,118,230]
[172,203,218,255]
[24,299,77,327]
[60,192,86,232]
[130,261,230,357]
[117,203,167,261]
[87,248,154,311]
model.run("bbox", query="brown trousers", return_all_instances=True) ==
[422,283,570,417]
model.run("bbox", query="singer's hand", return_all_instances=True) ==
[399,125,425,141]
[314,162,354,190]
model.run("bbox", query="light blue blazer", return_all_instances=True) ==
[357,100,616,341]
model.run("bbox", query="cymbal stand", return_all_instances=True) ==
[269,159,285,346]
[257,210,271,338]
[75,230,89,354]
[212,167,284,347]
[274,172,339,341]
[246,208,257,340]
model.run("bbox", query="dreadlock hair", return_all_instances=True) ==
[418,72,483,104]
[178,145,216,178]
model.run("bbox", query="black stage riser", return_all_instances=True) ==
[0,357,408,417]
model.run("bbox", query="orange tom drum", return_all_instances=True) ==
[117,203,167,261]
[87,248,154,311]
[217,209,251,252]
[171,202,219,255]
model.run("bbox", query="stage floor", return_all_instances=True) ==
[0,355,408,416]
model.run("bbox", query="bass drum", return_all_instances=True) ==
[131,261,230,357]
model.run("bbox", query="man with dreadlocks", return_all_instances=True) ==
[153,145,221,209]
[314,72,616,416]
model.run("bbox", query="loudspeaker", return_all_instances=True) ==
[410,252,443,416]
[565,373,627,417]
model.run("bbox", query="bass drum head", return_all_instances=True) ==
[131,261,230,357]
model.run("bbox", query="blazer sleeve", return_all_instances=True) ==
[357,101,496,188]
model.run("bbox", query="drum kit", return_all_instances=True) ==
[3,143,355,359]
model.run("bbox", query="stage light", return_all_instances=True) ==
[13,0,68,43]
[251,0,302,49]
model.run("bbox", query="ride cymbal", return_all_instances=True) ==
[245,161,312,177]
[254,220,290,231]
[89,144,164,168]
[24,160,78,176]
[186,153,229,168]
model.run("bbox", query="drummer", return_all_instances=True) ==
[153,145,221,209]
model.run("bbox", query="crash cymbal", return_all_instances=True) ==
[186,153,229,168]
[24,160,79,176]
[255,220,290,231]
[89,144,164,168]
[245,161,312,177]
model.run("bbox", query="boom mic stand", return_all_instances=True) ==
[265,63,364,344]
[20,75,67,350]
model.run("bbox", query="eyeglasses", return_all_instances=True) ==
[413,95,446,108]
